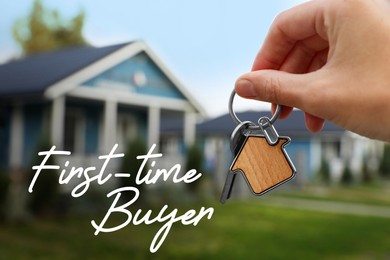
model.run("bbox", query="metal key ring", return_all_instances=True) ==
[229,89,282,127]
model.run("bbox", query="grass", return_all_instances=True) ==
[0,199,390,259]
[273,181,390,206]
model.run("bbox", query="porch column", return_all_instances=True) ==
[148,105,160,150]
[51,96,65,149]
[103,99,117,152]
[184,111,196,147]
[9,104,24,169]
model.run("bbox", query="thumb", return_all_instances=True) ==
[235,70,315,110]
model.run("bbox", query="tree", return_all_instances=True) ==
[379,143,390,178]
[185,143,204,194]
[13,0,87,56]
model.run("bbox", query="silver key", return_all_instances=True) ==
[220,121,254,204]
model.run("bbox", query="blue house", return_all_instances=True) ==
[0,41,205,173]
[195,110,383,194]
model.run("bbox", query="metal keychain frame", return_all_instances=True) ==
[228,89,282,129]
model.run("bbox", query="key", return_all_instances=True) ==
[220,121,254,204]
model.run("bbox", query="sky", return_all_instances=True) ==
[0,0,306,117]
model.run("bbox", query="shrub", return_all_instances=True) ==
[317,157,330,184]
[28,139,59,216]
[341,163,353,185]
[0,172,10,221]
[361,156,372,183]
[185,143,204,194]
[379,143,390,178]
[119,138,147,202]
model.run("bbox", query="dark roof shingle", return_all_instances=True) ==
[193,110,345,138]
[161,109,344,137]
[0,42,129,98]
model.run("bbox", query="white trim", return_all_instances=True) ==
[51,96,65,149]
[184,111,196,146]
[103,99,117,152]
[44,40,206,117]
[67,86,194,112]
[45,41,145,99]
[310,137,322,173]
[140,42,207,117]
[63,107,86,154]
[9,104,24,169]
[148,105,160,150]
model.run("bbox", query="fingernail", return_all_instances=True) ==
[235,79,257,98]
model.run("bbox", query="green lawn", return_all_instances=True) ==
[273,182,390,206]
[0,200,389,259]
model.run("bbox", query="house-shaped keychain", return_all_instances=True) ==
[231,135,296,196]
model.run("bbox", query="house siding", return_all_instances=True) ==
[23,104,45,168]
[82,51,186,100]
[284,139,313,181]
[84,105,100,155]
[0,107,11,171]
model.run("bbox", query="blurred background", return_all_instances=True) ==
[1,0,390,259]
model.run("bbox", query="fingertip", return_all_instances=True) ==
[272,105,293,119]
[305,112,325,132]
[235,77,258,99]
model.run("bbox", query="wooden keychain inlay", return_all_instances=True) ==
[231,136,295,194]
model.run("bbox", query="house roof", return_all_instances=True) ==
[0,43,129,98]
[196,110,345,138]
[161,110,345,138]
[0,41,206,116]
